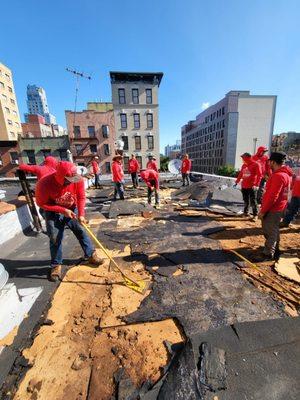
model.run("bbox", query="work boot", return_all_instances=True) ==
[280,221,290,228]
[252,253,274,263]
[88,250,104,267]
[49,265,62,282]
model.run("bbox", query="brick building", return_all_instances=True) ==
[65,103,115,173]
[21,114,53,138]
[0,136,70,177]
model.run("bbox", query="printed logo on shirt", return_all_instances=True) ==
[243,168,251,178]
[55,192,76,208]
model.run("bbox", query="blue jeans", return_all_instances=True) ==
[45,210,94,267]
[114,182,125,200]
[283,196,300,225]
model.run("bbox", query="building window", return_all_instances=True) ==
[120,113,127,129]
[7,119,12,125]
[0,81,4,89]
[146,89,152,104]
[88,126,96,138]
[2,94,7,101]
[15,122,19,127]
[74,126,81,138]
[8,86,12,93]
[123,156,129,173]
[146,113,153,128]
[75,144,83,155]
[25,150,36,164]
[12,110,17,116]
[122,135,128,150]
[147,135,154,150]
[102,125,109,138]
[42,149,51,158]
[118,88,126,104]
[5,107,10,113]
[59,149,68,160]
[132,88,139,104]
[5,73,10,80]
[222,106,225,115]
[105,162,111,173]
[10,98,15,105]
[104,144,110,155]
[136,156,142,169]
[10,152,18,164]
[135,135,141,150]
[90,144,97,154]
[133,113,140,129]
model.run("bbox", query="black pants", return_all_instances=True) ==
[94,173,100,188]
[257,178,265,204]
[241,188,258,216]
[182,173,190,186]
[131,172,138,188]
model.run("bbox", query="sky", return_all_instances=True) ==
[1,0,300,150]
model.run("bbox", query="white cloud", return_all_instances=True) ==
[201,102,210,110]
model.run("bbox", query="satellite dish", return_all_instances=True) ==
[168,159,182,174]
[114,139,124,150]
[76,166,88,176]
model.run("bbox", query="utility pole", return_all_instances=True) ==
[253,137,258,154]
[66,68,91,134]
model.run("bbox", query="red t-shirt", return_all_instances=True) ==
[112,161,124,183]
[140,169,159,189]
[36,173,86,217]
[236,160,261,189]
[128,158,140,173]
[146,160,158,172]
[181,159,192,174]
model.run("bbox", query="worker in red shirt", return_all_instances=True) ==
[36,161,103,281]
[254,152,292,262]
[112,155,125,200]
[140,169,160,207]
[146,155,158,172]
[252,146,271,204]
[90,156,100,189]
[181,154,192,186]
[235,153,261,219]
[19,156,58,180]
[281,170,300,227]
[128,154,140,188]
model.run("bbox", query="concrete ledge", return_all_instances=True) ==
[0,204,33,245]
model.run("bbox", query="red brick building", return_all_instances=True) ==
[22,114,53,138]
[0,140,19,177]
[65,103,115,173]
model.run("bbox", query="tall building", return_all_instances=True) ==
[25,84,56,125]
[110,71,163,171]
[0,62,22,141]
[181,91,277,173]
[165,140,181,158]
[65,102,115,173]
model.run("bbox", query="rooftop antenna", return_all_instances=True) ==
[66,68,91,134]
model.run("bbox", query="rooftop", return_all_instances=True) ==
[110,71,163,86]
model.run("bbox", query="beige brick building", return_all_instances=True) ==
[65,103,115,173]
[0,62,22,141]
[110,71,163,172]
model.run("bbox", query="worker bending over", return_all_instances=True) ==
[253,146,271,204]
[281,170,300,227]
[19,156,58,180]
[140,169,160,207]
[36,161,103,281]
[254,152,292,262]
[146,155,158,172]
[112,155,125,200]
[235,153,261,220]
[181,154,192,186]
[128,154,140,188]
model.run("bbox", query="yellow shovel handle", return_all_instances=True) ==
[82,223,139,286]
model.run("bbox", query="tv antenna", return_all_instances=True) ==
[66,68,91,132]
